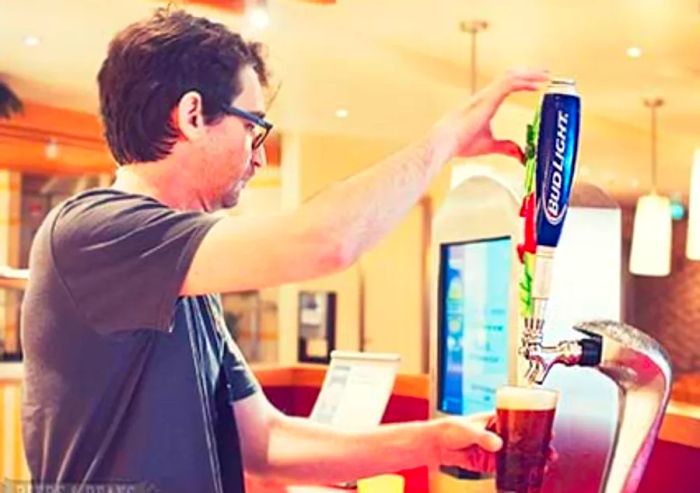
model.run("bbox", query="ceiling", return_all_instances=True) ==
[2,0,700,204]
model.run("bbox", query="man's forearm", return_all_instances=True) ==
[300,128,458,266]
[263,414,440,484]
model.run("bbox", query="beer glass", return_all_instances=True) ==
[495,385,558,493]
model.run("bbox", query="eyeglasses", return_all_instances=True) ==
[221,105,273,150]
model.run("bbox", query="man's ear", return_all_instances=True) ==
[175,91,206,141]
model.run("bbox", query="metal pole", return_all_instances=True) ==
[644,97,664,193]
[470,28,477,94]
[459,20,488,95]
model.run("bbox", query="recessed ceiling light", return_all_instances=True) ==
[23,35,41,47]
[626,46,642,58]
[335,108,349,119]
[247,7,270,30]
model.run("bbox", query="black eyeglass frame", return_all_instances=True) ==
[221,105,273,150]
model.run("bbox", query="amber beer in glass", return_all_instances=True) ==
[495,386,558,493]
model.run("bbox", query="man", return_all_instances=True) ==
[21,8,548,493]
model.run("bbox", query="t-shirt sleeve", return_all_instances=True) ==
[51,191,221,334]
[220,321,260,402]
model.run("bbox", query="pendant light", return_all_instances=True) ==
[685,149,700,259]
[629,98,672,276]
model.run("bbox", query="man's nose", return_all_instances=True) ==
[252,145,267,168]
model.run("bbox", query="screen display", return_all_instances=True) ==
[438,236,512,415]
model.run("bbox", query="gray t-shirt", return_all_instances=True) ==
[21,188,258,493]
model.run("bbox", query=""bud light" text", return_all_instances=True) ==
[545,110,569,222]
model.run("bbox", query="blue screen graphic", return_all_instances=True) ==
[438,237,512,416]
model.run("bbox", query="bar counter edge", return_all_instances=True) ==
[1,361,698,448]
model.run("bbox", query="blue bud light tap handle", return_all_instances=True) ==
[535,78,581,249]
[530,78,581,328]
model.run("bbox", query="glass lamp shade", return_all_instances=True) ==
[686,150,700,259]
[630,193,672,276]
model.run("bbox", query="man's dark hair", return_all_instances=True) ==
[98,8,268,164]
[0,80,23,120]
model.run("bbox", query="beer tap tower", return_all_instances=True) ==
[430,172,672,493]
[429,78,672,492]
[517,80,673,492]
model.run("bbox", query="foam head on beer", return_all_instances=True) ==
[495,385,558,411]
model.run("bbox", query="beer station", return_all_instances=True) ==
[429,79,674,493]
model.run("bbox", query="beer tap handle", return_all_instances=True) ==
[578,333,603,366]
[522,335,602,385]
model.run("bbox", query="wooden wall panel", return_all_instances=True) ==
[0,102,113,176]
[0,101,280,175]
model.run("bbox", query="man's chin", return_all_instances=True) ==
[221,195,238,209]
[221,193,239,209]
